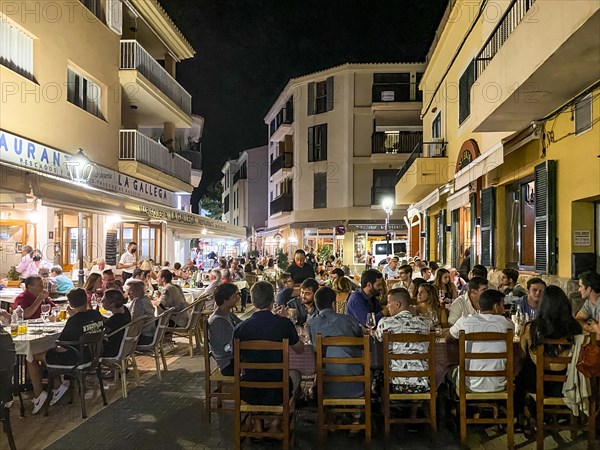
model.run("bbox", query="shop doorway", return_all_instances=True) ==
[410,216,420,258]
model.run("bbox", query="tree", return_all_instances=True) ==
[199,181,223,219]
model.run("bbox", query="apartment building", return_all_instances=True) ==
[263,63,426,269]
[399,0,600,280]
[0,0,244,276]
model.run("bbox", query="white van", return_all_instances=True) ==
[372,240,408,266]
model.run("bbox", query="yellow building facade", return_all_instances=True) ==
[0,0,244,277]
[397,0,600,282]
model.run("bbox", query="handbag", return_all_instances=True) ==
[576,340,600,378]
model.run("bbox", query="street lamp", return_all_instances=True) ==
[382,197,394,259]
[66,148,95,287]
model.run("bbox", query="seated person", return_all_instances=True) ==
[127,280,156,345]
[308,286,363,398]
[83,272,103,304]
[382,257,401,280]
[499,268,527,298]
[172,262,189,281]
[575,271,600,334]
[152,269,189,327]
[515,285,582,415]
[286,277,319,327]
[416,283,448,327]
[341,266,361,288]
[123,268,146,292]
[202,269,223,311]
[448,277,488,326]
[27,288,104,414]
[458,265,489,295]
[391,265,416,298]
[50,266,75,294]
[208,283,243,375]
[376,288,430,393]
[102,289,132,357]
[514,277,546,319]
[329,268,354,293]
[346,269,385,327]
[446,289,514,393]
[13,275,55,319]
[275,272,295,306]
[102,269,118,292]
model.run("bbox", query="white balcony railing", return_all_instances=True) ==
[120,40,192,115]
[119,130,191,184]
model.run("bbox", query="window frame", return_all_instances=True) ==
[313,172,327,209]
[458,60,476,125]
[315,80,327,114]
[0,19,34,80]
[432,112,442,139]
[67,68,103,119]
[308,124,328,162]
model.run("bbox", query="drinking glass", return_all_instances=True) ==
[51,307,59,321]
[366,312,377,331]
[438,290,445,305]
[41,304,51,323]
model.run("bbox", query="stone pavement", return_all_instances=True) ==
[44,352,597,450]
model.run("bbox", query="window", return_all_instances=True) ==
[314,173,327,209]
[0,20,33,79]
[223,194,230,214]
[307,76,334,115]
[432,113,442,139]
[505,178,535,269]
[372,73,411,102]
[67,69,103,118]
[308,124,327,162]
[371,169,397,205]
[459,60,476,125]
[575,94,592,134]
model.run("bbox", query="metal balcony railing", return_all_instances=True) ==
[179,150,202,171]
[119,130,192,184]
[372,131,423,154]
[475,0,536,79]
[270,193,293,215]
[269,106,294,137]
[270,153,293,175]
[120,40,192,115]
[394,141,447,184]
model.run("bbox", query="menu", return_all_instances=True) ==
[105,230,118,266]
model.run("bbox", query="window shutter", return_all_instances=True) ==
[307,126,314,162]
[575,94,592,134]
[313,173,327,209]
[424,214,430,261]
[451,209,460,267]
[326,76,334,111]
[440,209,447,264]
[480,187,495,267]
[534,160,557,274]
[106,0,123,35]
[470,193,477,265]
[307,82,315,116]
[459,60,475,125]
[320,124,328,160]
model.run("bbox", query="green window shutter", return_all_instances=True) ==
[440,209,447,264]
[534,160,557,274]
[424,214,430,261]
[451,209,460,267]
[308,126,314,162]
[470,193,477,266]
[307,82,315,116]
[326,76,334,111]
[480,187,495,268]
[320,124,328,160]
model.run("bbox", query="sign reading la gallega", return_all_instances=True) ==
[0,130,177,208]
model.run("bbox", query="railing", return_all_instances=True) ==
[269,106,294,137]
[270,193,293,215]
[475,0,536,79]
[394,141,447,184]
[120,40,192,115]
[270,153,293,175]
[119,130,192,184]
[372,131,423,154]
[372,83,422,102]
[179,149,202,170]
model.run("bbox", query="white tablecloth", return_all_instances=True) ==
[13,322,65,362]
[233,280,248,290]
[0,288,23,304]
[183,288,206,303]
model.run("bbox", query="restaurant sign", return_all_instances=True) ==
[0,130,176,208]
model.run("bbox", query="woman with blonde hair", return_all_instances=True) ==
[416,283,448,327]
[82,272,102,304]
[139,259,158,281]
[433,268,458,303]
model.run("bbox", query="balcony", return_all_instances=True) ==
[119,40,193,128]
[470,1,600,132]
[119,130,192,192]
[270,153,293,176]
[372,83,421,103]
[394,142,449,204]
[179,150,202,171]
[269,107,294,143]
[372,131,423,154]
[270,193,293,215]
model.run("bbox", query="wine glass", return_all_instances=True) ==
[366,312,377,331]
[287,308,298,325]
[41,304,51,323]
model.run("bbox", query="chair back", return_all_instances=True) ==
[109,316,147,360]
[202,317,212,373]
[174,298,206,330]
[78,331,105,369]
[382,331,436,391]
[0,331,16,403]
[534,337,573,388]
[146,307,175,347]
[245,273,258,289]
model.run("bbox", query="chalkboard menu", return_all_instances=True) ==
[105,230,118,266]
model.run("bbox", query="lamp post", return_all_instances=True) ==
[66,149,95,287]
[382,197,394,259]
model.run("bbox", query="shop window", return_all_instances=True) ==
[139,226,156,261]
[480,187,496,268]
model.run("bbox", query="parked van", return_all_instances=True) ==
[372,240,408,266]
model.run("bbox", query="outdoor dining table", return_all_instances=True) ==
[0,288,24,309]
[182,288,206,303]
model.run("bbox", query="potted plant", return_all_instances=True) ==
[7,266,21,286]
[275,248,289,272]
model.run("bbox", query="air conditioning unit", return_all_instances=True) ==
[106,0,123,35]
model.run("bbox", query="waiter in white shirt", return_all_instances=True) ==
[117,242,139,282]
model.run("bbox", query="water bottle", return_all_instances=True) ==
[15,305,24,335]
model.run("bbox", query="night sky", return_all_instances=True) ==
[161,0,449,204]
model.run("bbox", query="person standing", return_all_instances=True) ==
[287,249,316,284]
[16,245,36,280]
[117,242,138,282]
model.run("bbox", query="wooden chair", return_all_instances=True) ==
[135,307,174,380]
[315,334,371,442]
[335,291,351,314]
[244,273,258,290]
[45,331,108,419]
[202,317,234,421]
[458,329,514,449]
[530,335,597,450]
[233,338,295,450]
[382,331,436,436]
[100,316,147,398]
[165,297,207,357]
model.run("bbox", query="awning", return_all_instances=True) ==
[410,188,440,213]
[454,142,503,191]
[446,187,471,212]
